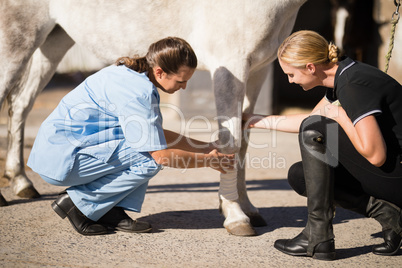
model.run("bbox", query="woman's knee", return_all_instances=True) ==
[288,161,306,196]
[299,115,331,133]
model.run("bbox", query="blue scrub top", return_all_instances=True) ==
[28,65,167,180]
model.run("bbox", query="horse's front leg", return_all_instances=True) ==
[236,133,267,227]
[213,67,256,236]
[237,64,274,227]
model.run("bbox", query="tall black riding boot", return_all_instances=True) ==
[333,190,402,256]
[288,160,402,256]
[275,130,336,261]
[366,197,402,255]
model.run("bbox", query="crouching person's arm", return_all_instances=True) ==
[150,149,236,174]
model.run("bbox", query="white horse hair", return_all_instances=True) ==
[0,0,306,235]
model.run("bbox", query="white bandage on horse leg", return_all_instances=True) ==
[219,169,239,201]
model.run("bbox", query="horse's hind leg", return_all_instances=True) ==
[0,4,51,198]
[5,26,74,198]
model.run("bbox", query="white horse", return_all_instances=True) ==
[0,0,306,235]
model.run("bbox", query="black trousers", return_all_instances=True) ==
[288,115,402,208]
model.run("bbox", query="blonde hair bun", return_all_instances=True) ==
[328,43,340,63]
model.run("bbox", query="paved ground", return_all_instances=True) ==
[1,87,401,267]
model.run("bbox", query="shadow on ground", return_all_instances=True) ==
[146,178,292,194]
[139,205,363,232]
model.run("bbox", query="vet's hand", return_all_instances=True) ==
[204,140,221,153]
[206,149,236,174]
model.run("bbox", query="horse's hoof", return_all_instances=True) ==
[16,186,41,198]
[249,214,267,227]
[0,193,8,206]
[225,222,257,236]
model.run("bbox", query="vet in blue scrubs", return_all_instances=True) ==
[28,65,167,221]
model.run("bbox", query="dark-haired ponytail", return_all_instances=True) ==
[115,37,197,74]
[115,56,149,73]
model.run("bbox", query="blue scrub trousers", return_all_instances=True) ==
[41,141,162,221]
